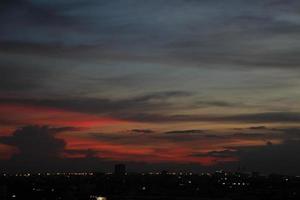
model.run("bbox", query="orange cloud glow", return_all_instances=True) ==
[0,103,127,129]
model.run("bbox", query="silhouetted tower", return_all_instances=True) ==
[114,164,126,176]
[0,185,7,200]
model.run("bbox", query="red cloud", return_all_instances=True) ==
[0,103,127,129]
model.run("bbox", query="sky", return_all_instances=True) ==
[1,0,300,174]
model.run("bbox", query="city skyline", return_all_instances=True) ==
[1,0,300,174]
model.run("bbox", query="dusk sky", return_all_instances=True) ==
[1,0,300,174]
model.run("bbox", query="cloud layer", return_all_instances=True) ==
[1,125,300,174]
[1,0,300,173]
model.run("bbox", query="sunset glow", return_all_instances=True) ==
[1,0,300,174]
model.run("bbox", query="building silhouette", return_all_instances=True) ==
[114,164,126,176]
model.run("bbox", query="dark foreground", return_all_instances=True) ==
[1,171,300,200]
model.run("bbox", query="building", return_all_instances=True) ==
[114,164,126,176]
[0,185,7,200]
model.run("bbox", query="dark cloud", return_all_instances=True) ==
[0,0,84,43]
[130,129,155,134]
[223,112,300,123]
[233,140,300,174]
[192,150,237,159]
[2,125,300,174]
[89,133,126,141]
[271,128,300,139]
[64,149,98,158]
[265,0,298,7]
[248,126,268,130]
[117,112,300,124]
[164,130,205,135]
[1,0,300,69]
[50,126,83,133]
[188,127,300,174]
[1,0,300,174]
[2,94,300,125]
[0,64,51,92]
[163,126,300,143]
[89,128,248,146]
[0,41,105,59]
[195,100,241,108]
[5,96,300,124]
[0,125,66,161]
[0,125,109,172]
[233,126,270,131]
[190,138,300,174]
[207,127,300,141]
[0,91,192,118]
[230,133,269,140]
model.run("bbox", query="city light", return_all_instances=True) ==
[96,197,107,200]
[90,195,107,200]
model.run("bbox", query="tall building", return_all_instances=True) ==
[114,164,126,176]
[0,185,7,200]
